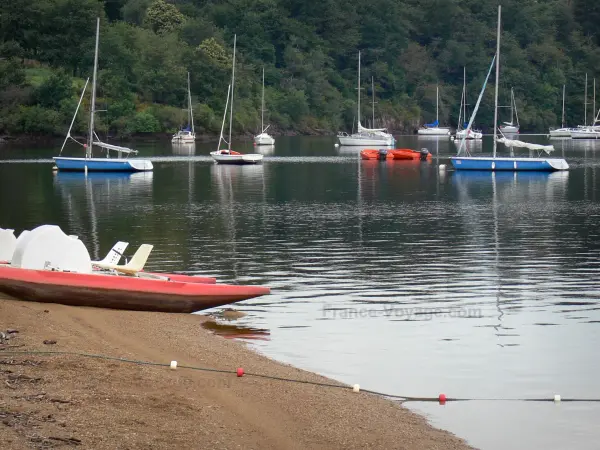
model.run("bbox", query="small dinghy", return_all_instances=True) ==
[360,148,431,161]
[0,225,269,313]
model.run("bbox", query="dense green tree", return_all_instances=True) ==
[2,0,600,136]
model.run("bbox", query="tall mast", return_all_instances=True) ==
[493,5,501,158]
[87,17,100,158]
[228,34,236,150]
[463,67,467,126]
[594,78,596,124]
[188,71,194,135]
[357,51,361,127]
[562,84,565,128]
[585,73,588,126]
[436,84,439,123]
[371,76,375,127]
[510,87,514,124]
[261,66,265,133]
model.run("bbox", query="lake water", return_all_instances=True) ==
[1,134,600,449]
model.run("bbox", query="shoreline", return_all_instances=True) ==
[0,296,473,449]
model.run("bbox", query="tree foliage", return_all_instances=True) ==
[1,0,600,137]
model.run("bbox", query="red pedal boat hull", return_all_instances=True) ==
[0,266,269,313]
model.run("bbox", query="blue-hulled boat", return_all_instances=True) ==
[450,5,568,173]
[53,18,153,173]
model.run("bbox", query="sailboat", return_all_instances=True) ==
[337,51,395,146]
[172,72,195,143]
[572,78,600,139]
[498,87,519,134]
[454,67,483,140]
[418,84,451,136]
[450,5,568,172]
[53,18,153,173]
[549,85,572,138]
[254,67,275,146]
[210,34,263,164]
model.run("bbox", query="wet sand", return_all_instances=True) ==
[0,296,473,449]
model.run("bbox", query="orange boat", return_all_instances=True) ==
[360,148,431,161]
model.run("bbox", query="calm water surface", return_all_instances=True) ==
[1,135,600,449]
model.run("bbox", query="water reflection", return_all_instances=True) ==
[172,142,196,155]
[255,144,275,155]
[52,171,153,259]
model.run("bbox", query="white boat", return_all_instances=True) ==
[549,85,573,138]
[453,67,483,140]
[53,18,152,173]
[336,52,395,146]
[498,87,519,134]
[210,35,263,165]
[172,72,195,143]
[450,5,568,172]
[418,84,451,136]
[254,67,275,146]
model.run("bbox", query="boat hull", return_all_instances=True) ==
[417,127,451,136]
[210,151,263,165]
[361,148,431,161]
[548,128,572,138]
[254,134,275,145]
[337,135,394,146]
[53,157,153,172]
[172,136,195,143]
[571,130,600,139]
[450,156,568,171]
[0,266,269,313]
[454,129,483,140]
[499,125,519,134]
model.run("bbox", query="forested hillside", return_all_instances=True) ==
[1,0,600,137]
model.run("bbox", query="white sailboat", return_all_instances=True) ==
[417,84,451,136]
[172,72,195,143]
[549,85,572,138]
[337,51,395,146]
[454,67,483,140]
[498,87,519,134]
[210,34,263,165]
[53,18,153,172]
[572,77,600,139]
[254,67,275,146]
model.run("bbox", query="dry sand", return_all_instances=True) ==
[0,296,473,449]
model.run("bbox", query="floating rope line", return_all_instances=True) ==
[1,350,598,403]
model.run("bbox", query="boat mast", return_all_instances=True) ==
[594,78,596,124]
[87,17,100,158]
[188,71,194,135]
[585,73,588,126]
[561,84,565,128]
[493,5,501,158]
[463,67,467,127]
[357,51,361,128]
[371,76,375,128]
[436,84,439,124]
[228,34,236,151]
[261,66,265,133]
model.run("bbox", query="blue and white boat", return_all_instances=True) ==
[53,18,152,173]
[450,5,568,173]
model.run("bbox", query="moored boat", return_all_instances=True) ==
[0,266,268,313]
[0,224,269,313]
[360,148,431,161]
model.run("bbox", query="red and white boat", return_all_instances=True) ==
[360,148,431,161]
[0,225,270,313]
[0,266,269,313]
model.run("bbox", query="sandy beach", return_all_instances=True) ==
[0,295,472,449]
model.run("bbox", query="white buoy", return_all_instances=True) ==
[439,164,446,171]
[554,394,561,403]
[170,360,177,370]
[353,384,360,393]
[334,143,340,148]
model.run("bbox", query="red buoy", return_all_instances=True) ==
[236,367,244,377]
[438,393,446,404]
